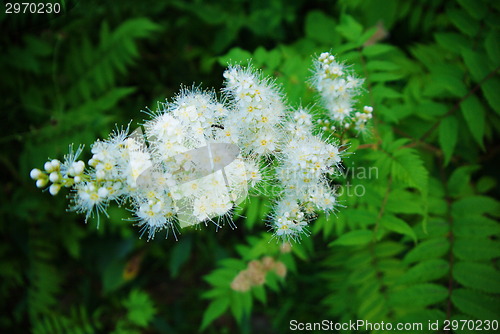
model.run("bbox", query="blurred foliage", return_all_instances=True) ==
[1,0,500,333]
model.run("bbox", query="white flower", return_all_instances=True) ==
[271,198,309,241]
[311,51,371,127]
[134,199,176,240]
[71,182,109,222]
[252,131,277,155]
[30,53,370,241]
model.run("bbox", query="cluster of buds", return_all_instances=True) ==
[230,257,287,292]
[353,106,373,132]
[317,119,336,132]
[30,146,86,196]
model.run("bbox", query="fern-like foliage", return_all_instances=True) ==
[32,307,97,334]
[201,0,500,332]
[64,18,160,104]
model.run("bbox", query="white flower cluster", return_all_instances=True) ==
[31,54,372,242]
[311,52,373,132]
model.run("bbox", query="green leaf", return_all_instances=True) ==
[386,189,423,214]
[371,84,402,100]
[230,291,252,324]
[374,241,406,258]
[245,197,261,229]
[253,46,268,65]
[447,8,479,37]
[368,72,406,82]
[416,218,449,240]
[336,14,363,43]
[404,238,450,264]
[382,215,417,242]
[229,292,244,323]
[435,32,471,54]
[457,0,487,19]
[439,116,458,165]
[453,238,500,261]
[390,148,429,193]
[485,30,500,66]
[304,11,337,44]
[365,60,400,72]
[425,72,467,98]
[461,49,490,83]
[200,297,230,331]
[481,78,500,115]
[102,260,126,294]
[169,237,192,278]
[453,262,500,294]
[362,44,396,57]
[218,47,253,66]
[265,270,281,292]
[452,288,500,320]
[447,165,479,197]
[453,216,500,238]
[460,95,485,148]
[204,268,240,288]
[397,259,449,284]
[349,266,376,285]
[358,290,385,321]
[452,195,500,218]
[389,283,448,307]
[476,176,497,194]
[252,285,267,304]
[416,101,448,118]
[123,290,157,327]
[330,230,373,246]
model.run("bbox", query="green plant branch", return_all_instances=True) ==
[439,155,455,322]
[418,65,500,142]
[373,175,392,236]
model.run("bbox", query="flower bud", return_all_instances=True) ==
[51,159,61,170]
[49,184,61,196]
[30,168,42,180]
[36,179,48,188]
[44,161,54,173]
[49,172,60,183]
[73,161,85,175]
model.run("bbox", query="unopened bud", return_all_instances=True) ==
[30,168,42,180]
[49,184,61,196]
[36,179,48,188]
[49,172,60,183]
